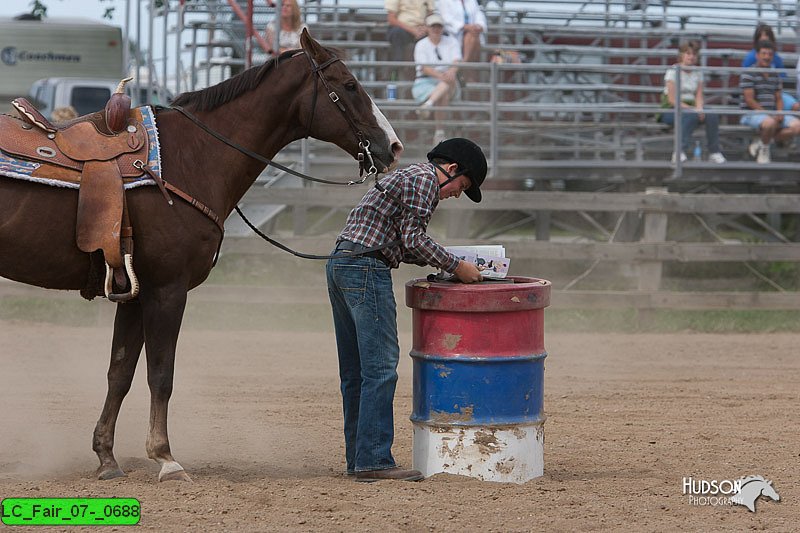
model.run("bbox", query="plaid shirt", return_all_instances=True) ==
[337,162,460,272]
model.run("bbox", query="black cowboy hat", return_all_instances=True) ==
[427,138,487,203]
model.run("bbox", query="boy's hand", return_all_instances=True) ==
[454,260,483,283]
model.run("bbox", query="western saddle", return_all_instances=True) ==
[0,80,150,302]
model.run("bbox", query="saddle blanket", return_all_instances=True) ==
[0,105,162,190]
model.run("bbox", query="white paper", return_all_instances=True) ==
[441,245,510,279]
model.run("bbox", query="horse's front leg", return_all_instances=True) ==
[140,285,192,482]
[93,301,144,480]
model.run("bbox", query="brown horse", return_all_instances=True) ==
[0,30,402,482]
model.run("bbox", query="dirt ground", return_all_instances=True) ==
[1,285,798,532]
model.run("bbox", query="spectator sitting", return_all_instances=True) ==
[51,105,78,123]
[385,0,431,70]
[265,0,307,54]
[742,23,799,112]
[413,13,462,144]
[437,0,487,69]
[740,40,800,164]
[658,42,725,163]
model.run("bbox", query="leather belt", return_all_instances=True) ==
[334,240,389,265]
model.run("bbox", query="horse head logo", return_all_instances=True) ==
[730,475,780,512]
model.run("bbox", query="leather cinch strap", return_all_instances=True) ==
[136,161,224,232]
[163,181,223,231]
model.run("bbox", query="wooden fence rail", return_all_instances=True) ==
[229,188,800,310]
[246,188,800,214]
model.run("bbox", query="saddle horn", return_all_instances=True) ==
[105,77,133,133]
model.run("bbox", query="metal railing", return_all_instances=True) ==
[287,60,799,187]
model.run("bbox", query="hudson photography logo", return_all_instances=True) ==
[682,475,781,512]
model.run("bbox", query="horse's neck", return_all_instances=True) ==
[160,82,307,217]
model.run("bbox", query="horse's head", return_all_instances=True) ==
[732,476,781,512]
[761,480,780,501]
[299,29,403,173]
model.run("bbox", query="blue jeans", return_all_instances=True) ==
[326,254,399,472]
[660,109,721,153]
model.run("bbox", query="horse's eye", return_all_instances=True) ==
[344,81,357,91]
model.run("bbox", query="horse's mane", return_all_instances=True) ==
[171,45,346,112]
[171,49,301,111]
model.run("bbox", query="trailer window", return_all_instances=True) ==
[70,86,112,115]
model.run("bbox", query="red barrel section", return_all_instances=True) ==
[406,277,550,358]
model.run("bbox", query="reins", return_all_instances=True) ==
[234,205,399,260]
[168,105,375,187]
[231,170,432,260]
[158,50,414,261]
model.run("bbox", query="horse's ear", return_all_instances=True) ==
[300,28,329,63]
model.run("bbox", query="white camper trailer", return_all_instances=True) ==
[0,16,124,115]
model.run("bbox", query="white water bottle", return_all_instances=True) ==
[693,141,702,162]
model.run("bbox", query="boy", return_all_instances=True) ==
[326,138,486,482]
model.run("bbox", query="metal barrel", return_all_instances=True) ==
[405,276,551,483]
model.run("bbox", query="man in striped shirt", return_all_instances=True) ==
[740,40,800,163]
[326,138,485,482]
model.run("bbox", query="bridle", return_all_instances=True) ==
[303,52,378,180]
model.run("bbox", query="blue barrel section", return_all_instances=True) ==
[411,353,546,426]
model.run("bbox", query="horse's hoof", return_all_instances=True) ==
[157,460,191,482]
[96,466,126,480]
[159,469,192,482]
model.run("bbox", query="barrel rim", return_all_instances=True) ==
[409,350,548,362]
[407,276,551,290]
[406,276,551,311]
[410,416,548,427]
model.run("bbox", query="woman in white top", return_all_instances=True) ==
[412,14,462,143]
[659,42,725,163]
[265,0,307,54]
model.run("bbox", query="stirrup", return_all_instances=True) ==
[104,254,140,302]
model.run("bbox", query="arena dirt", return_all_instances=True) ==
[1,289,798,531]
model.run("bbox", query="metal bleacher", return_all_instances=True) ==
[174,0,800,198]
[124,0,800,303]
